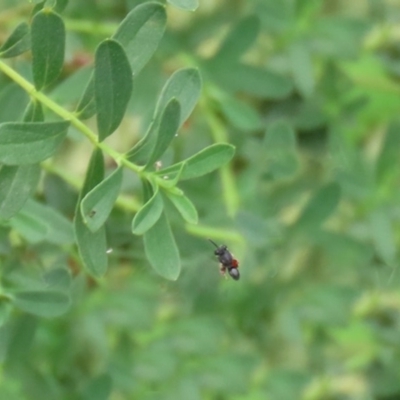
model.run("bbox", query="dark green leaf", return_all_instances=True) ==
[166,191,198,224]
[295,182,341,230]
[13,290,70,318]
[144,212,180,280]
[95,39,133,141]
[0,165,41,220]
[0,22,30,58]
[216,15,260,60]
[74,149,108,277]
[157,143,235,180]
[76,3,166,121]
[81,167,123,232]
[113,2,167,75]
[167,0,198,11]
[31,10,65,90]
[131,187,163,235]
[0,121,70,165]
[145,98,181,169]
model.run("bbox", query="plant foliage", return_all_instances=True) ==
[1,0,400,399]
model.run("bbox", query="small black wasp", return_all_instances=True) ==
[209,239,240,281]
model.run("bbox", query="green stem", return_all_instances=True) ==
[185,223,244,245]
[200,92,240,217]
[0,60,172,191]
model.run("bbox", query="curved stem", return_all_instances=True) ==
[0,59,173,190]
[200,90,240,217]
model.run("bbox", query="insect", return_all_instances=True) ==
[209,239,240,280]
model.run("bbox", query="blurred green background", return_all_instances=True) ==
[2,0,400,399]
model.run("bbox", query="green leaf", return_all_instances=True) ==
[13,290,70,318]
[76,3,166,121]
[295,182,341,231]
[216,15,260,60]
[126,68,201,163]
[376,121,400,183]
[288,42,315,98]
[131,187,164,235]
[75,75,96,119]
[43,267,71,291]
[53,0,69,13]
[157,143,235,180]
[10,199,74,244]
[9,210,48,243]
[74,149,108,277]
[157,68,202,127]
[369,209,396,266]
[160,162,186,188]
[165,191,198,224]
[0,84,29,123]
[206,61,292,99]
[0,165,41,220]
[144,212,180,280]
[167,0,199,11]
[145,98,181,169]
[21,199,74,244]
[95,39,133,141]
[215,92,262,131]
[113,2,167,75]
[0,22,30,58]
[0,121,70,165]
[81,167,123,232]
[23,100,44,122]
[31,10,65,90]
[82,374,113,400]
[264,120,299,179]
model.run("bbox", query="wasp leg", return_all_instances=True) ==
[219,264,227,277]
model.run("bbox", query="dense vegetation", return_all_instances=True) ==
[1,0,400,399]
